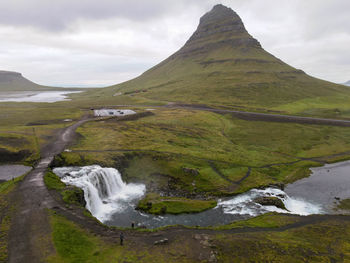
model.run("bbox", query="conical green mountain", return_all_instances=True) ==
[105,4,349,109]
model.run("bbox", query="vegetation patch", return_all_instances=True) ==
[44,171,85,207]
[213,213,299,230]
[137,193,217,215]
[335,199,350,211]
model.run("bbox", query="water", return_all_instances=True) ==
[53,166,145,221]
[0,165,32,182]
[53,165,322,228]
[285,160,350,213]
[0,90,82,103]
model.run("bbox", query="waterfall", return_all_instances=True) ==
[53,165,146,222]
[218,187,323,216]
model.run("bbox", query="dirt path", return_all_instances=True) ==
[103,104,350,127]
[8,115,92,263]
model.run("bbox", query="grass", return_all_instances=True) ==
[44,171,66,191]
[213,213,299,230]
[214,219,350,262]
[48,211,350,263]
[0,102,84,165]
[66,108,350,197]
[44,171,85,207]
[48,212,191,263]
[335,199,350,211]
[137,193,217,215]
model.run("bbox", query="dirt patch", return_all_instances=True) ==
[102,111,155,123]
[0,148,31,163]
[0,136,28,148]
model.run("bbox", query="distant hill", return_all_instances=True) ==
[100,4,349,110]
[0,70,55,91]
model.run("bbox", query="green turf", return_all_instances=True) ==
[137,193,217,215]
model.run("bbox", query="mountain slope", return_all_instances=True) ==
[344,81,350,86]
[101,4,349,110]
[0,70,54,91]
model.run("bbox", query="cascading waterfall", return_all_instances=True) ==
[53,165,146,221]
[218,187,322,216]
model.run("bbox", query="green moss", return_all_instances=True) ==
[44,171,65,191]
[137,193,217,215]
[61,188,85,206]
[44,171,85,207]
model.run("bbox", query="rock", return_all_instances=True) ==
[254,196,287,211]
[182,167,199,176]
[154,238,169,245]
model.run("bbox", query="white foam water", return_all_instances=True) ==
[53,165,145,221]
[218,187,323,216]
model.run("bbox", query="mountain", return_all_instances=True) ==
[0,70,54,91]
[102,4,349,109]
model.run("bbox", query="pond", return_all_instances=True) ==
[0,164,32,182]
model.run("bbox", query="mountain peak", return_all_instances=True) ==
[200,4,243,27]
[177,4,261,57]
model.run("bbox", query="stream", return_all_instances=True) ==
[53,161,350,229]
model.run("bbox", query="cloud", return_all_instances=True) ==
[0,0,349,86]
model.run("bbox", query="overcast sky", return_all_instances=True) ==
[0,0,349,87]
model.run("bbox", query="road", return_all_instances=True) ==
[100,104,350,127]
[8,116,92,263]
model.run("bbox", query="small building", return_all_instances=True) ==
[94,109,136,117]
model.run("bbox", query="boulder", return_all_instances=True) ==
[154,238,169,245]
[254,196,287,211]
[182,167,199,176]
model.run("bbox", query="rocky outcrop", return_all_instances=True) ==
[254,196,287,210]
[174,4,261,58]
[182,167,199,176]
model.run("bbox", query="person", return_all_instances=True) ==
[120,232,124,246]
[131,221,135,229]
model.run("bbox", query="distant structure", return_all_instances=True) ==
[93,109,136,117]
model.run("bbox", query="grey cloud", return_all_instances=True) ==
[0,0,349,85]
[0,0,212,31]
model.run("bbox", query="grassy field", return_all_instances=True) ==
[56,108,350,199]
[0,102,84,165]
[47,211,350,263]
